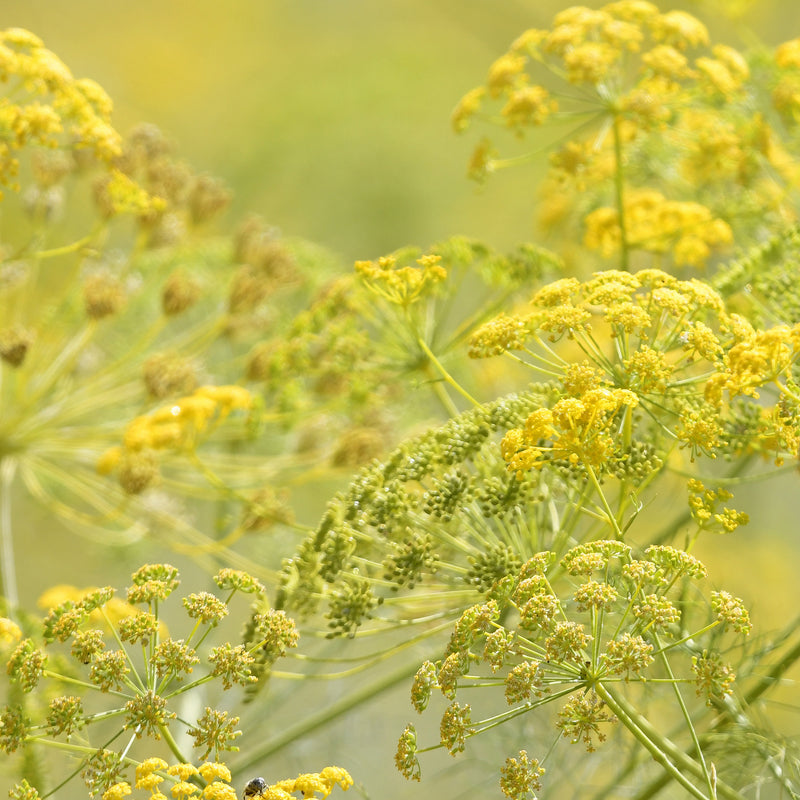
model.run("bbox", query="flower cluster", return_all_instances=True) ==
[97,384,255,494]
[452,3,800,270]
[396,540,750,794]
[0,27,122,194]
[8,760,352,800]
[468,267,800,482]
[2,565,298,797]
[355,253,447,307]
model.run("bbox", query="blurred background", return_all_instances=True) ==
[5,0,800,267]
[3,1,800,798]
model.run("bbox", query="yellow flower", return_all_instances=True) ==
[712,44,749,80]
[501,84,556,132]
[171,781,200,799]
[468,313,530,358]
[563,42,618,85]
[319,767,353,793]
[553,6,611,29]
[201,783,237,800]
[168,764,200,782]
[642,45,694,80]
[198,763,232,783]
[285,773,327,797]
[355,253,447,306]
[602,0,659,23]
[136,759,169,787]
[101,168,166,216]
[695,57,742,97]
[0,617,22,644]
[531,277,580,307]
[651,10,709,51]
[486,52,526,97]
[773,75,800,120]
[451,87,485,133]
[102,783,132,800]
[510,28,547,54]
[544,24,586,56]
[600,17,643,51]
[776,38,800,70]
[676,406,724,459]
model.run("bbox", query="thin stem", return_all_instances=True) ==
[653,632,715,798]
[600,683,747,800]
[595,682,710,800]
[585,464,623,538]
[416,337,480,407]
[0,457,18,613]
[158,722,190,764]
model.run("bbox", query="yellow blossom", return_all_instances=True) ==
[102,783,132,800]
[468,313,530,357]
[319,767,354,793]
[532,277,580,307]
[676,406,724,459]
[171,781,200,799]
[355,253,447,306]
[600,17,643,51]
[695,57,742,97]
[564,42,619,85]
[502,84,556,132]
[201,783,237,800]
[198,763,232,784]
[553,6,611,29]
[101,168,166,217]
[776,38,800,70]
[168,764,200,782]
[451,87,485,133]
[602,0,659,23]
[604,302,652,333]
[486,52,526,97]
[624,346,673,392]
[510,28,547,54]
[681,321,723,361]
[712,44,749,80]
[642,45,694,80]
[0,617,22,644]
[651,10,709,50]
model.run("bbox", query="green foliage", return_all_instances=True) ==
[2,5,800,800]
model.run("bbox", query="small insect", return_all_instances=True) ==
[243,777,267,799]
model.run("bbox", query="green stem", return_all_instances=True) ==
[629,622,800,800]
[595,682,710,800]
[31,232,96,260]
[654,633,715,798]
[416,337,479,407]
[600,684,747,800]
[158,722,190,764]
[585,464,623,538]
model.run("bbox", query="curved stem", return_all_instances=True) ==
[653,632,715,798]
[599,683,747,800]
[416,337,479,408]
[158,721,191,764]
[595,682,710,800]
[585,464,623,538]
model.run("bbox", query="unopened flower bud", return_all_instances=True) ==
[83,273,125,319]
[0,326,33,367]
